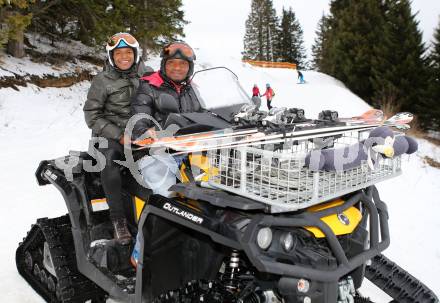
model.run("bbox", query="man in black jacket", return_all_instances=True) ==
[83,33,152,245]
[131,41,204,139]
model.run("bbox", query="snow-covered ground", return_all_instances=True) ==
[0,50,439,302]
[0,34,102,78]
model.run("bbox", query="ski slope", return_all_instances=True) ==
[0,50,439,302]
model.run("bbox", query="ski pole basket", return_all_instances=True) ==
[206,129,402,213]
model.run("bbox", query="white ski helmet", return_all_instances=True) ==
[106,32,141,68]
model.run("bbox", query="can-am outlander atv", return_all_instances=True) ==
[16,107,438,303]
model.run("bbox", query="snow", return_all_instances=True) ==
[0,50,439,302]
[0,34,102,77]
[0,55,63,77]
[189,49,370,118]
[377,145,440,293]
[25,34,103,58]
[0,82,91,301]
[0,53,101,78]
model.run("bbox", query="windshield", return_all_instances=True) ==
[191,67,251,110]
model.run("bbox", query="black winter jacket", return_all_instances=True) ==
[131,71,204,139]
[83,61,151,140]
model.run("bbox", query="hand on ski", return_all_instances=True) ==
[132,128,159,146]
[119,134,132,145]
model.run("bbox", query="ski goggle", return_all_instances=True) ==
[106,33,139,51]
[161,42,196,61]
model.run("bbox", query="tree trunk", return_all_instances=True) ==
[7,30,25,58]
[141,41,148,61]
[141,39,152,61]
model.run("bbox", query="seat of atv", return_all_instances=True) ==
[73,151,152,201]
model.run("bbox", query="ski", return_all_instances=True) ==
[134,109,385,150]
[169,123,410,156]
[133,110,410,153]
[339,108,384,123]
[149,112,412,154]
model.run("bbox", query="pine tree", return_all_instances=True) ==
[26,0,187,56]
[242,0,278,61]
[311,13,330,70]
[371,0,429,119]
[318,0,387,103]
[431,20,440,71]
[29,1,122,46]
[262,0,278,61]
[28,3,75,44]
[426,19,440,128]
[277,7,307,69]
[0,0,34,57]
[311,0,433,127]
[126,0,187,59]
[243,0,264,60]
[72,1,123,46]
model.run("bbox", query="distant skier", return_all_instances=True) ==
[252,84,260,97]
[262,83,275,110]
[298,70,305,84]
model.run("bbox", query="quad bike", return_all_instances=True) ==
[16,108,439,303]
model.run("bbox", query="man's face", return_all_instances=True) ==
[113,48,134,70]
[165,59,189,82]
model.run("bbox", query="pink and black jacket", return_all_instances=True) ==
[131,71,205,139]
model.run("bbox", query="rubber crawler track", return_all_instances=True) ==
[17,216,437,302]
[366,254,439,303]
[16,215,107,303]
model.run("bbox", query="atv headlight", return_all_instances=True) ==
[280,232,294,252]
[234,117,239,122]
[262,120,268,126]
[257,227,272,250]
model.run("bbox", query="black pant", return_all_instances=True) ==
[267,99,272,110]
[98,139,125,221]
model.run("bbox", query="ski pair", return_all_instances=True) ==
[135,111,413,153]
[133,109,386,150]
[165,112,412,155]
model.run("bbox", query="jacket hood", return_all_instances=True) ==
[140,71,164,88]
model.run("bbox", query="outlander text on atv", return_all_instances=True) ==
[16,108,438,303]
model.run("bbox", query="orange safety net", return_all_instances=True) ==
[243,60,297,69]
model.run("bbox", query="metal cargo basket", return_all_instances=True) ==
[206,129,402,213]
